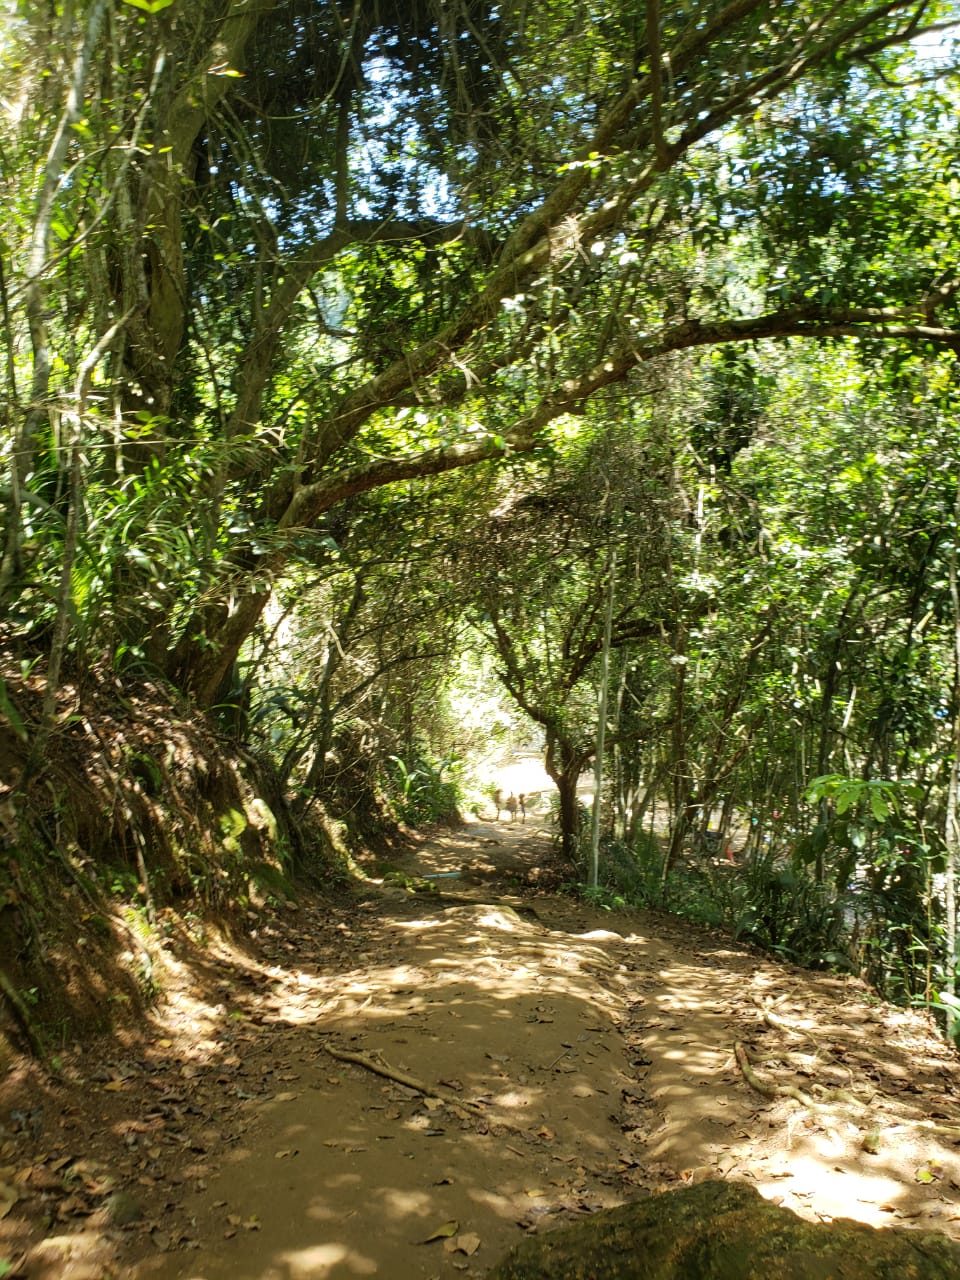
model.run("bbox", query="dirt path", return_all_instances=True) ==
[4,816,960,1279]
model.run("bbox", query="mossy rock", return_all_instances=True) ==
[486,1181,960,1279]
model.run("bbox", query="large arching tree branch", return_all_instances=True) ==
[165,0,283,165]
[263,0,943,490]
[226,216,498,438]
[268,301,960,534]
[167,0,955,704]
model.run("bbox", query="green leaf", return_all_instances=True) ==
[869,790,890,822]
[834,784,858,815]
[421,1220,459,1243]
[121,0,175,12]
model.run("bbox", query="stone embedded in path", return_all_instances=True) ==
[486,1180,960,1279]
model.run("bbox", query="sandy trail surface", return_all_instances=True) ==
[3,814,960,1279]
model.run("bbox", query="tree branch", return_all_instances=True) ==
[646,0,672,169]
[166,0,282,165]
[271,301,960,536]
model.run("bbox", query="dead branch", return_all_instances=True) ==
[321,1040,490,1119]
[0,967,46,1061]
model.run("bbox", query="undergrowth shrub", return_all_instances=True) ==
[598,832,662,904]
[728,848,847,968]
[385,750,462,825]
[570,787,947,1029]
[585,833,848,968]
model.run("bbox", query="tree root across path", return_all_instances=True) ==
[735,1034,960,1153]
[751,994,855,1085]
[734,1041,818,1109]
[735,1039,867,1110]
[321,1039,495,1122]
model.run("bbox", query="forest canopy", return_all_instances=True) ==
[2,0,960,1013]
[1,0,957,698]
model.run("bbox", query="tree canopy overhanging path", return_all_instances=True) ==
[4,822,960,1280]
[7,1,960,1274]
[3,0,960,705]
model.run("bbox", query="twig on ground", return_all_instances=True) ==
[321,1040,491,1119]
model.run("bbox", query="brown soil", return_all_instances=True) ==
[3,815,960,1279]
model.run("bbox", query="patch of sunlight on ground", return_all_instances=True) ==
[325,1174,363,1188]
[279,1242,378,1277]
[379,1188,434,1217]
[756,1152,909,1227]
[469,907,522,931]
[468,1186,520,1217]
[492,1088,535,1108]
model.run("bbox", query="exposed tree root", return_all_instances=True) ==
[898,1117,960,1141]
[752,995,822,1049]
[321,1040,492,1120]
[735,1038,886,1156]
[751,995,856,1085]
[734,1041,817,1108]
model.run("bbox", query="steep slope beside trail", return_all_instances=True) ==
[3,817,960,1280]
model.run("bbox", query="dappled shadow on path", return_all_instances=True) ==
[5,817,960,1279]
[123,895,639,1280]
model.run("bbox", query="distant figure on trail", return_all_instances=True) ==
[518,793,526,823]
[505,792,519,821]
[493,788,503,820]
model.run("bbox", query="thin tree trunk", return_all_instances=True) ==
[3,0,109,604]
[588,547,616,887]
[944,480,960,1037]
[35,310,134,754]
[545,734,590,865]
[662,623,689,886]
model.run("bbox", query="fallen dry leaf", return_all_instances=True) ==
[451,1232,481,1256]
[421,1219,459,1243]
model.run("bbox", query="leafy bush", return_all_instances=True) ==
[731,847,847,968]
[571,774,945,1013]
[587,831,846,967]
[597,832,663,902]
[385,751,462,826]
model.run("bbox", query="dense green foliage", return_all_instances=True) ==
[1,0,960,1025]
